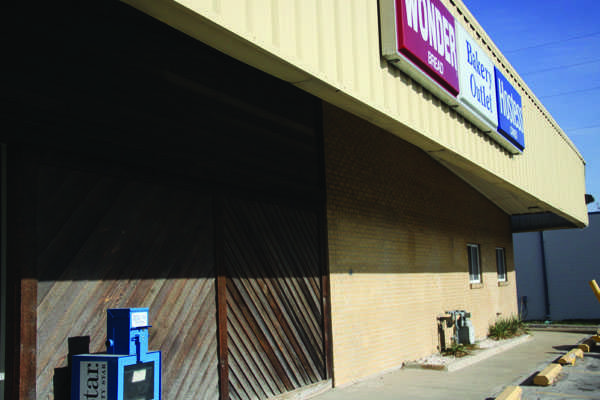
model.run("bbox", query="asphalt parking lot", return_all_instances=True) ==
[311,331,599,400]
[519,345,600,400]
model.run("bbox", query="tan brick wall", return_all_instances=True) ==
[323,103,518,386]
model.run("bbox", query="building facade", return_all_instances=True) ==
[514,212,600,321]
[1,1,587,399]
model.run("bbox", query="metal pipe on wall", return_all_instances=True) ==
[589,280,600,305]
[539,231,551,320]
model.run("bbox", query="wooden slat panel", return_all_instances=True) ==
[34,164,219,400]
[224,197,325,399]
[228,291,286,394]
[6,147,38,400]
[214,195,230,400]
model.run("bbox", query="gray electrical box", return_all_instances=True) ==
[458,317,475,345]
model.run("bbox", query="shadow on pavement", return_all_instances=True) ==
[520,370,542,386]
[553,345,577,351]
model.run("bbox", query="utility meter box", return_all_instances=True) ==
[458,314,475,345]
[71,308,161,400]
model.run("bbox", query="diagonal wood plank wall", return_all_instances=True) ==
[2,3,328,398]
[35,163,219,399]
[32,164,327,400]
[224,198,325,400]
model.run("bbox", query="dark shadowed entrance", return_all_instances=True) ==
[1,2,330,399]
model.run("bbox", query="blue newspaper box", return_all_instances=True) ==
[71,308,161,400]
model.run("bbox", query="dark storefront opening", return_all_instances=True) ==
[2,2,331,399]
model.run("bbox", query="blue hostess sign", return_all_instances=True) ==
[494,67,525,151]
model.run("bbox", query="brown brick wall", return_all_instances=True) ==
[323,103,518,385]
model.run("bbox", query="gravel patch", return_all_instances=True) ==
[408,336,524,368]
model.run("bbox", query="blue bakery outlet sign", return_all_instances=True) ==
[494,67,525,151]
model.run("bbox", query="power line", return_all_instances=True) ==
[565,124,600,132]
[539,85,600,99]
[520,59,600,76]
[504,31,600,54]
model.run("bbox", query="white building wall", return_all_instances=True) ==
[514,212,600,320]
[513,233,546,321]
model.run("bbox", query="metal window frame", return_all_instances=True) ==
[467,243,481,283]
[496,247,507,282]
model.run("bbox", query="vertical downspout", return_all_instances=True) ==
[539,231,551,320]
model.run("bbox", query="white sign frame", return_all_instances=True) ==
[131,311,148,328]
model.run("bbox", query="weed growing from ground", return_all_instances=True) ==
[488,315,527,340]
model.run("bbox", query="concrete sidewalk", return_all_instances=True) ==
[311,331,590,400]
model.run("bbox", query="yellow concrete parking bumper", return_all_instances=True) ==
[495,385,522,400]
[558,348,584,365]
[533,363,562,386]
[578,338,596,352]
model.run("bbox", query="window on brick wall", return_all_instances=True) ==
[467,244,481,283]
[496,247,507,282]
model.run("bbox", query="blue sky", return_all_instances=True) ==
[462,0,600,212]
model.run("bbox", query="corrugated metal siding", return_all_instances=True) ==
[124,0,588,225]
